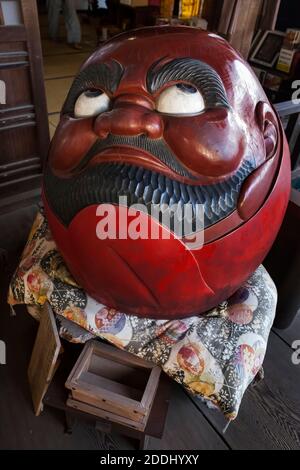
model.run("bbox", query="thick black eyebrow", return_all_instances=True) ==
[62,60,124,114]
[147,57,230,110]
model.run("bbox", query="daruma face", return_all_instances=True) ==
[43,27,290,319]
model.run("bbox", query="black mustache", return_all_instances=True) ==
[73,134,195,179]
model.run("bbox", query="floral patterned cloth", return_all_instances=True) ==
[8,211,277,420]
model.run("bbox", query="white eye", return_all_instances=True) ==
[156,84,205,115]
[74,89,110,118]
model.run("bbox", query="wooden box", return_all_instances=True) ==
[65,340,161,431]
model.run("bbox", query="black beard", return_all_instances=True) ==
[44,158,255,235]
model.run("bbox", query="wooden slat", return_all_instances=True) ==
[0,104,34,116]
[0,112,35,124]
[0,173,41,189]
[65,340,94,388]
[71,385,146,423]
[0,51,28,58]
[28,303,62,416]
[67,395,148,432]
[0,60,29,68]
[0,156,39,171]
[0,164,41,180]
[189,332,300,450]
[141,366,161,411]
[91,341,156,369]
[0,120,36,131]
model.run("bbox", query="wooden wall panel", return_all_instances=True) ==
[0,65,32,107]
[0,126,38,164]
[0,1,49,210]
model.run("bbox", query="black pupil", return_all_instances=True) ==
[84,89,103,98]
[176,83,197,94]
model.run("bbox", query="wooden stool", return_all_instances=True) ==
[28,303,171,449]
[44,342,171,450]
[66,340,162,431]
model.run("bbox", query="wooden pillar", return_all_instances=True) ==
[217,0,263,59]
[259,0,281,31]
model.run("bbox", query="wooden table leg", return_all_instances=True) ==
[64,410,75,434]
[138,434,150,450]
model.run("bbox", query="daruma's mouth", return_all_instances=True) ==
[44,158,255,232]
[69,135,196,180]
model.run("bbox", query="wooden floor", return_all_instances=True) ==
[0,253,300,451]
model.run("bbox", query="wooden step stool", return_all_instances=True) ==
[66,340,161,433]
[28,303,171,449]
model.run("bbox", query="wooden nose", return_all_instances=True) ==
[94,100,164,139]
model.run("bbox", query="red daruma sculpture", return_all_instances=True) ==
[43,27,290,319]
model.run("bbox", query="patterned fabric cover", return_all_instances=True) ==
[8,211,277,420]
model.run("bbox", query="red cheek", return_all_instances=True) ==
[163,111,247,178]
[49,116,97,175]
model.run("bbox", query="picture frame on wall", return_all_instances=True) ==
[250,29,264,56]
[250,30,285,68]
